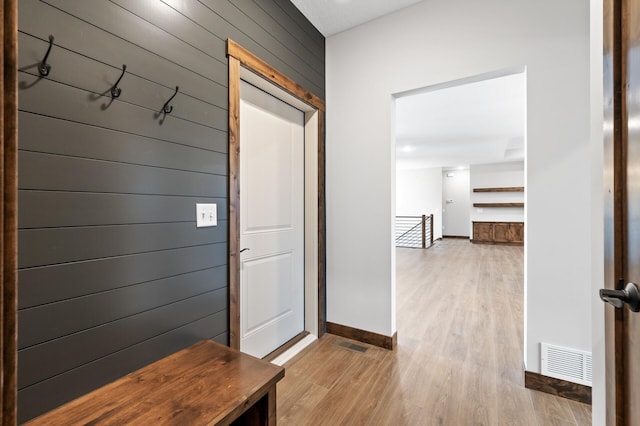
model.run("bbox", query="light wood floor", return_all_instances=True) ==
[276,239,592,425]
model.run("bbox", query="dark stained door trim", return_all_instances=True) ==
[226,39,326,350]
[2,1,19,424]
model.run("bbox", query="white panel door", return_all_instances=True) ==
[239,81,304,358]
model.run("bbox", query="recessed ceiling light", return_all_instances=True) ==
[401,145,413,153]
[457,166,465,170]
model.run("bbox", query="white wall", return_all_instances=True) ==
[396,167,443,240]
[326,0,591,378]
[470,162,525,235]
[442,169,470,237]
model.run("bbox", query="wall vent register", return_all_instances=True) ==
[541,342,592,387]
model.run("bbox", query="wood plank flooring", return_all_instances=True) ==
[276,238,592,425]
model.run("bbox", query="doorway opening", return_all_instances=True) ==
[392,67,527,374]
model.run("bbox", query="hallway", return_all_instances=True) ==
[276,239,591,425]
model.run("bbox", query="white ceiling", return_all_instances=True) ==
[289,0,423,37]
[395,73,526,170]
[290,1,526,171]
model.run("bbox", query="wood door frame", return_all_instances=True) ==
[2,1,18,423]
[226,39,326,350]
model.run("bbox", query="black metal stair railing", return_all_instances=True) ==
[395,214,434,249]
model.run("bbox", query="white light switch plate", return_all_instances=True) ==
[196,203,217,227]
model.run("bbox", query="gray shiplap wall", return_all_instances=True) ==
[17,0,324,422]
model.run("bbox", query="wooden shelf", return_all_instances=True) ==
[473,187,524,193]
[473,202,524,208]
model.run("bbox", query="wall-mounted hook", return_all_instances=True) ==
[162,86,179,114]
[38,35,54,77]
[110,64,127,98]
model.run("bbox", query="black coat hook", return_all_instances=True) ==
[38,35,54,77]
[110,64,127,98]
[162,86,179,114]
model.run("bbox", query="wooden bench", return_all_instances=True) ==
[25,340,285,425]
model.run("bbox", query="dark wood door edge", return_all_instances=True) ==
[326,322,396,350]
[442,235,470,239]
[262,331,310,362]
[524,371,592,405]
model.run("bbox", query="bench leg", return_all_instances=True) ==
[267,386,277,426]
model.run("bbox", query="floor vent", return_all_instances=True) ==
[541,342,592,386]
[334,340,368,353]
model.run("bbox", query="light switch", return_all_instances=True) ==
[196,203,217,227]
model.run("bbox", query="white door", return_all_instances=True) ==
[239,81,305,358]
[442,169,470,237]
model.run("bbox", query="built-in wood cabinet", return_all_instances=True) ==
[472,221,524,245]
[471,187,524,245]
[473,222,493,241]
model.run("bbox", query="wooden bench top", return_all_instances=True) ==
[25,340,285,425]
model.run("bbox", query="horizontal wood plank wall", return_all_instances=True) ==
[17,0,324,423]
